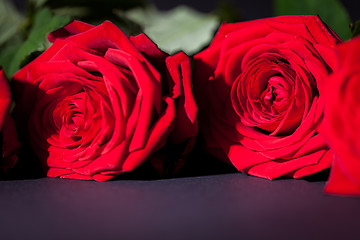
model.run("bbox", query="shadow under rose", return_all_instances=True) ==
[7,81,47,180]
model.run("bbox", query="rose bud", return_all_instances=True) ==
[194,16,341,179]
[321,36,360,195]
[12,20,197,181]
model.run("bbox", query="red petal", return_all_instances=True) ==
[48,20,95,43]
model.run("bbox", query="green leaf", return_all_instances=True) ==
[0,40,23,76]
[0,0,24,46]
[7,8,71,77]
[0,0,24,77]
[350,19,360,38]
[124,5,220,55]
[274,0,351,41]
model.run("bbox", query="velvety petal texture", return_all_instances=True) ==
[0,68,20,173]
[321,36,360,195]
[13,21,197,181]
[194,16,341,179]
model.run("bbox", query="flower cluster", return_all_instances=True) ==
[1,15,360,196]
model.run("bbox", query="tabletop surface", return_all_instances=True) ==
[1,172,359,240]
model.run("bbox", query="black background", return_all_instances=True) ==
[11,0,360,21]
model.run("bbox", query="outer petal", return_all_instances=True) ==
[48,20,95,43]
[324,156,360,195]
[321,37,360,195]
[166,52,197,143]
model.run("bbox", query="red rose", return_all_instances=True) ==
[0,68,20,174]
[194,16,341,179]
[13,20,197,181]
[321,36,360,195]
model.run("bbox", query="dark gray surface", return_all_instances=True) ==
[1,173,359,240]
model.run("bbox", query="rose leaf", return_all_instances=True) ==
[8,8,71,77]
[124,5,220,55]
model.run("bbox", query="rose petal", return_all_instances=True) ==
[48,20,95,43]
